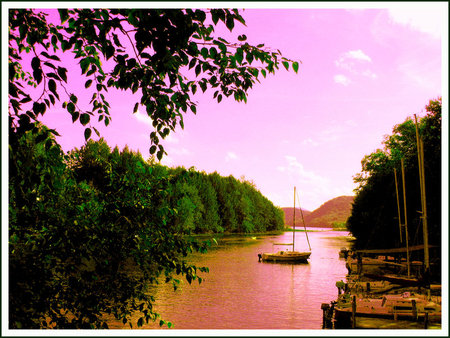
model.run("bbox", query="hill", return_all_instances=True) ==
[304,196,354,228]
[282,196,354,228]
[282,207,311,227]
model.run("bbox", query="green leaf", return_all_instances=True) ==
[188,58,197,69]
[84,127,92,140]
[292,61,299,74]
[209,47,218,59]
[282,61,289,71]
[67,102,75,114]
[127,12,139,27]
[48,79,57,95]
[72,111,79,123]
[201,47,209,59]
[226,16,234,31]
[58,9,69,23]
[31,57,41,72]
[80,58,90,75]
[80,113,90,126]
[57,66,68,82]
[235,48,243,64]
[195,64,201,77]
[133,103,139,113]
[85,79,93,88]
[33,69,43,84]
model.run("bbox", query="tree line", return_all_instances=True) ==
[9,122,284,329]
[347,98,441,276]
[68,137,285,235]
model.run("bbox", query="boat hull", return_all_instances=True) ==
[261,251,311,263]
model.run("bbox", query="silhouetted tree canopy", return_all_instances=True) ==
[348,98,441,267]
[9,8,299,159]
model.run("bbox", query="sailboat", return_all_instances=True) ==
[260,187,311,263]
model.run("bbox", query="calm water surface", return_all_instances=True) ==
[110,229,351,330]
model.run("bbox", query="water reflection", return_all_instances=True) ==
[109,229,351,330]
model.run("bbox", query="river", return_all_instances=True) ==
[109,229,351,330]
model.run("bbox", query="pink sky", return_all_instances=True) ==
[5,3,447,211]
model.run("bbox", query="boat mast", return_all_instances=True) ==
[297,189,312,252]
[401,158,411,277]
[414,115,430,272]
[293,186,296,251]
[393,168,403,243]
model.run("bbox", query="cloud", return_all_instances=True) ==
[362,69,378,79]
[276,155,354,210]
[335,49,377,81]
[133,108,153,126]
[164,133,179,144]
[335,49,372,70]
[225,151,238,162]
[278,156,327,184]
[387,8,442,39]
[334,74,351,86]
[302,138,319,147]
[345,49,372,62]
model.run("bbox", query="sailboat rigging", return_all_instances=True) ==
[259,186,311,263]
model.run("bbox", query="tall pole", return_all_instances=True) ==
[394,168,403,243]
[414,115,430,272]
[297,190,312,251]
[293,186,296,251]
[420,138,430,271]
[401,159,411,277]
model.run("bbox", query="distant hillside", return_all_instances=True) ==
[304,196,354,228]
[282,207,311,227]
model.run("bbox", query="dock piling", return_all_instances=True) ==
[351,295,356,328]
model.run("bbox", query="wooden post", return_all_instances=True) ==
[351,295,356,328]
[321,303,331,329]
[401,159,411,277]
[412,299,417,320]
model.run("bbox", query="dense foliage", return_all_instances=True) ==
[347,98,441,267]
[8,8,296,329]
[9,129,284,329]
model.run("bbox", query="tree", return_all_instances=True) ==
[9,8,299,159]
[348,98,442,277]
